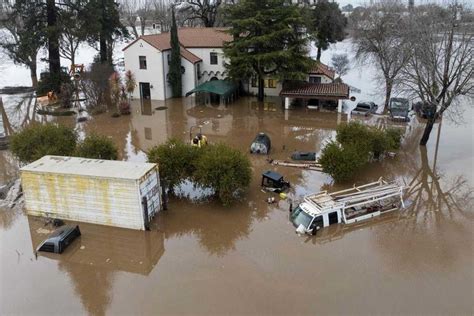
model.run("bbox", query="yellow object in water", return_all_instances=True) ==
[279,192,287,200]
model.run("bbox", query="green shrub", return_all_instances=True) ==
[10,124,77,163]
[319,122,403,182]
[74,134,118,160]
[336,121,371,148]
[194,143,252,206]
[147,139,201,189]
[319,142,367,182]
[147,140,252,205]
[385,128,403,150]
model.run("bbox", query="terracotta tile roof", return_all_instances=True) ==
[123,27,231,51]
[179,46,202,64]
[123,28,231,64]
[309,63,335,80]
[280,83,350,98]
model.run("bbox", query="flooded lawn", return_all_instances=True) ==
[0,95,473,315]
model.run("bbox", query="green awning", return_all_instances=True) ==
[185,80,238,97]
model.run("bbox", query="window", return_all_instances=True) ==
[251,77,257,87]
[197,63,201,79]
[210,52,218,65]
[145,128,152,140]
[139,56,147,69]
[309,76,321,84]
[268,79,277,88]
[167,54,170,65]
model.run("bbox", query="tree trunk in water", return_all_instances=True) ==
[47,0,61,92]
[383,78,392,114]
[316,46,322,61]
[420,116,436,146]
[258,77,264,101]
[30,61,38,89]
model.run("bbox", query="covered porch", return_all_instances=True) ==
[186,80,239,105]
[280,83,350,113]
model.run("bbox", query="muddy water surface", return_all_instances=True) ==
[0,96,473,315]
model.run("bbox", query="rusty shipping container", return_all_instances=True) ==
[20,156,162,230]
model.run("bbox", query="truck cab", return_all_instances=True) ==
[290,201,341,235]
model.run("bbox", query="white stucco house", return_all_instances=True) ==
[123,27,231,100]
[123,27,349,111]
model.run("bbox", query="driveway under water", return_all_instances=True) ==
[0,96,473,315]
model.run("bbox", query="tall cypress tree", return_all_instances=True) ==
[224,0,313,101]
[168,7,182,98]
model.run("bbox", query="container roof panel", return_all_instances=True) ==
[20,156,157,180]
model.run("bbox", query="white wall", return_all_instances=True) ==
[125,42,227,100]
[308,75,332,84]
[187,48,228,83]
[124,39,166,100]
[162,50,197,99]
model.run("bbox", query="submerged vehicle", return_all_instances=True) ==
[261,170,290,193]
[352,102,378,115]
[291,151,316,161]
[37,225,81,254]
[190,126,208,148]
[250,132,271,154]
[388,98,410,121]
[290,178,404,235]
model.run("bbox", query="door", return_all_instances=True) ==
[311,215,324,231]
[140,82,151,100]
[328,212,338,225]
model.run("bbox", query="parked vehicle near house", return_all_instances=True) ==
[388,98,410,121]
[413,101,436,119]
[21,156,163,230]
[352,102,378,115]
[290,178,404,235]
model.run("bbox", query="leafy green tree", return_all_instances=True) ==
[147,139,201,190]
[148,139,251,205]
[10,124,77,163]
[224,0,313,101]
[0,0,45,88]
[320,122,403,182]
[46,0,61,92]
[82,0,128,64]
[307,0,347,61]
[194,143,251,206]
[59,4,88,66]
[168,7,182,97]
[319,142,366,183]
[74,133,118,160]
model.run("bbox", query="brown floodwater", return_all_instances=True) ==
[0,96,473,315]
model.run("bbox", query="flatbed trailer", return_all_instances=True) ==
[290,178,405,235]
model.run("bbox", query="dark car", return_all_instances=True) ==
[389,98,410,121]
[352,102,378,115]
[37,225,81,254]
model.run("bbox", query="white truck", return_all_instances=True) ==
[290,178,405,235]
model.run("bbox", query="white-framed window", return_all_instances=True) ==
[139,56,147,69]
